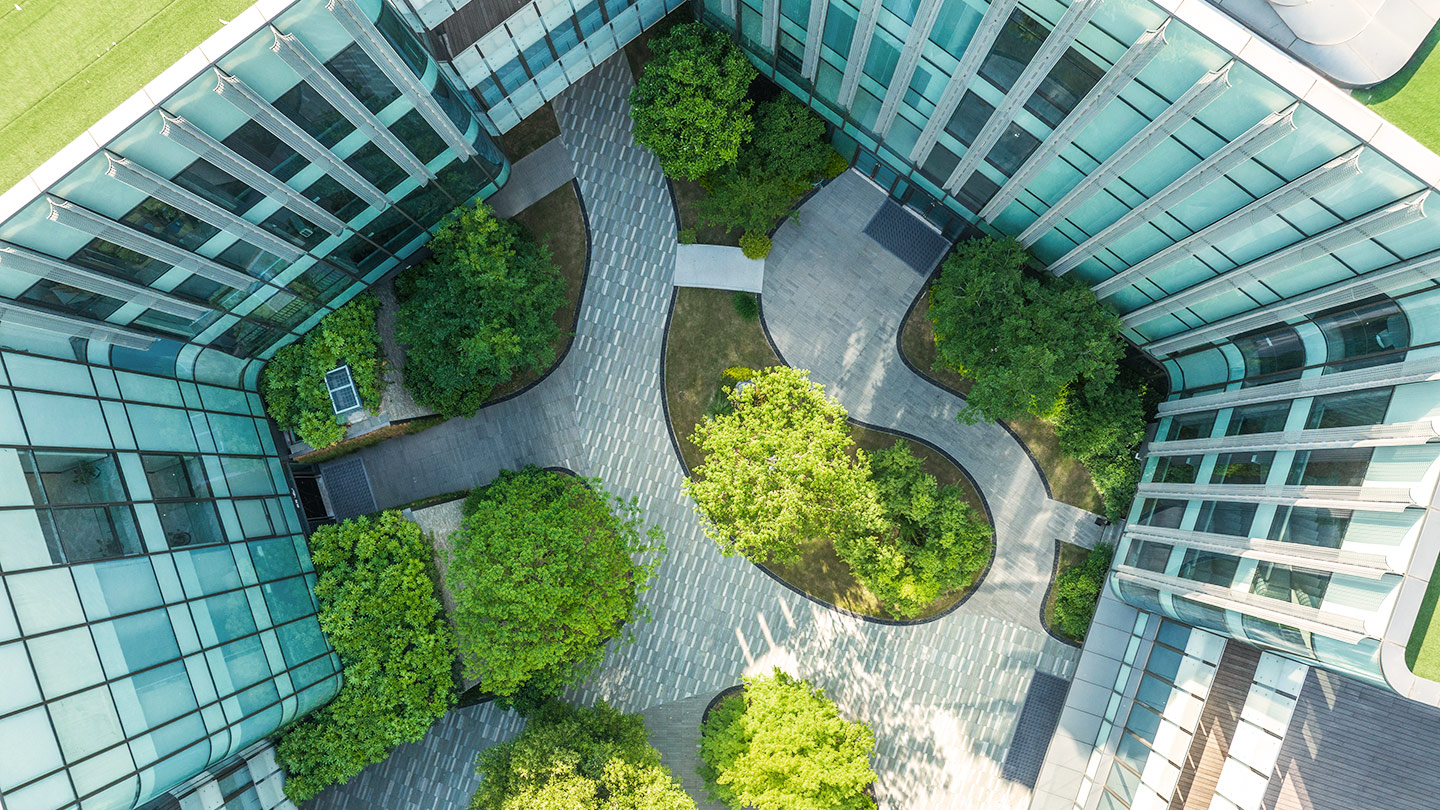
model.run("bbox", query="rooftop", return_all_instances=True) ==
[0,0,256,195]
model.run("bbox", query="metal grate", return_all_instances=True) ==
[862,200,951,275]
[319,456,376,520]
[1002,671,1071,789]
[325,365,361,414]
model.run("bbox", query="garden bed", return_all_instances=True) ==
[900,290,1105,514]
[665,286,987,620]
[1043,541,1091,644]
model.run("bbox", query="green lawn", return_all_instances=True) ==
[1405,560,1440,681]
[0,0,255,192]
[1352,23,1440,153]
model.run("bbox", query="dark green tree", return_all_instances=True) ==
[1054,372,1149,520]
[448,467,665,702]
[1052,543,1115,640]
[261,293,383,449]
[700,670,876,810]
[395,202,565,418]
[928,237,1124,424]
[275,512,456,802]
[629,22,756,180]
[746,94,830,179]
[835,441,992,618]
[470,700,695,810]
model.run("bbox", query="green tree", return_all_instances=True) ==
[470,700,695,810]
[696,166,806,238]
[1054,373,1149,520]
[700,670,876,810]
[1052,543,1114,640]
[928,237,1124,424]
[747,94,830,179]
[448,467,665,701]
[630,22,757,180]
[684,366,886,565]
[836,442,992,618]
[261,293,383,449]
[396,202,565,418]
[275,512,456,802]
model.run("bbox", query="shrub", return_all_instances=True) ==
[395,202,565,418]
[471,700,695,810]
[699,169,805,238]
[835,441,992,618]
[748,95,831,179]
[260,294,382,449]
[679,226,699,244]
[446,467,664,702]
[739,231,772,259]
[824,148,850,179]
[699,669,876,810]
[275,512,455,801]
[722,366,756,382]
[1053,543,1114,640]
[629,22,756,180]
[928,237,1124,424]
[685,366,886,565]
[1054,372,1148,520]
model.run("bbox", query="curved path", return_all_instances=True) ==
[308,57,1091,810]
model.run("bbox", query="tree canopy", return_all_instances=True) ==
[928,237,1124,424]
[1054,373,1149,520]
[395,202,565,418]
[629,22,756,180]
[684,366,886,565]
[448,467,665,702]
[836,441,991,618]
[275,511,456,802]
[261,293,382,449]
[699,670,877,810]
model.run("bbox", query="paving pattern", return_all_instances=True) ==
[306,55,1095,810]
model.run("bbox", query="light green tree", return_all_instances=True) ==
[395,201,565,418]
[684,366,886,565]
[699,670,877,810]
[261,293,383,448]
[1053,543,1115,640]
[470,700,696,810]
[629,22,757,180]
[928,237,1124,424]
[447,467,665,703]
[275,511,456,802]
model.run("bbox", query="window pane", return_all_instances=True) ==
[1315,297,1408,373]
[1193,501,1256,536]
[1125,540,1171,572]
[1138,498,1186,529]
[1210,451,1274,484]
[270,81,354,148]
[1153,454,1202,484]
[1178,549,1238,587]
[1227,401,1290,435]
[1252,562,1330,607]
[1286,448,1371,487]
[1166,412,1216,441]
[1305,388,1392,429]
[327,43,400,112]
[1268,506,1350,548]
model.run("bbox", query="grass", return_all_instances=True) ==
[1352,23,1440,153]
[292,415,446,465]
[1406,555,1440,681]
[486,183,588,401]
[664,287,987,620]
[501,103,560,163]
[899,289,1105,514]
[1044,542,1091,643]
[0,0,256,192]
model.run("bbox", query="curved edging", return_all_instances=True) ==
[658,288,690,472]
[1038,538,1083,649]
[893,261,1055,500]
[651,293,995,627]
[478,178,594,411]
[700,683,745,728]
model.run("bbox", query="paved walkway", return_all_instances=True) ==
[483,137,576,217]
[674,243,764,291]
[307,56,1091,810]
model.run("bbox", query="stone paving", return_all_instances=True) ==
[307,55,1092,810]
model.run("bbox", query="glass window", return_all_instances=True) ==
[1314,297,1408,373]
[1172,596,1230,633]
[1305,388,1392,429]
[326,234,385,275]
[172,158,263,214]
[359,208,422,254]
[69,238,170,285]
[1268,506,1350,548]
[389,108,447,164]
[1116,579,1163,612]
[216,241,285,282]
[430,73,474,133]
[978,10,1047,93]
[259,207,325,251]
[158,501,225,548]
[1241,615,1314,657]
[19,279,123,321]
[1210,451,1274,484]
[210,320,282,359]
[1234,326,1305,385]
[303,175,367,222]
[21,451,125,504]
[344,142,407,191]
[375,4,429,79]
[1178,549,1238,587]
[396,182,455,231]
[1026,47,1103,129]
[1226,401,1290,435]
[920,144,960,186]
[822,1,857,57]
[944,91,992,146]
[1138,498,1186,529]
[1165,412,1215,441]
[1125,540,1171,573]
[1251,562,1329,608]
[1193,501,1256,536]
[327,43,401,113]
[987,122,1039,175]
[271,81,354,148]
[1287,447,1371,487]
[1153,454,1201,484]
[120,197,219,251]
[46,506,143,564]
[223,121,305,181]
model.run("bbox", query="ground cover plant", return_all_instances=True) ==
[275,511,455,802]
[448,466,665,708]
[396,201,566,418]
[1051,543,1115,641]
[261,293,383,449]
[700,669,876,810]
[470,699,695,810]
[926,236,1148,519]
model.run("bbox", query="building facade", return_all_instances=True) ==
[0,0,507,809]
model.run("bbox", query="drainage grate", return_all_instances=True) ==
[862,200,951,275]
[319,455,377,520]
[1002,671,1071,789]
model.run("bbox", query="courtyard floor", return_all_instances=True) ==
[307,54,1098,810]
